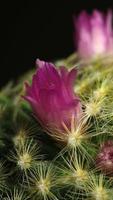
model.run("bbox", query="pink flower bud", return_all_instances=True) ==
[74,10,113,59]
[96,141,113,174]
[23,59,82,131]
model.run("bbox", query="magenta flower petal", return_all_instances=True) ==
[106,10,112,37]
[106,10,113,52]
[24,59,82,130]
[74,10,113,59]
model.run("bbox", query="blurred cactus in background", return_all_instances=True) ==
[1,9,113,200]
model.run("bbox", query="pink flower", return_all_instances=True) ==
[23,59,81,130]
[96,141,113,174]
[74,10,113,59]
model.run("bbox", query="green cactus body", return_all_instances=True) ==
[1,54,113,200]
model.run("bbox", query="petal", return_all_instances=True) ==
[36,59,61,89]
[30,74,39,99]
[24,82,31,94]
[75,12,93,58]
[36,59,48,68]
[60,66,68,81]
[106,10,112,35]
[75,11,91,33]
[67,68,77,87]
[91,10,104,26]
[90,10,107,54]
[23,95,37,106]
[24,82,36,98]
[106,10,113,51]
[60,68,77,100]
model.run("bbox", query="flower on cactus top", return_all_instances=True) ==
[23,59,81,131]
[96,141,113,174]
[74,10,113,59]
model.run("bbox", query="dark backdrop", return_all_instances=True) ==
[1,0,113,87]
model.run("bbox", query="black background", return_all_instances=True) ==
[1,0,113,87]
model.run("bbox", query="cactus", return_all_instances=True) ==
[0,53,113,200]
[1,9,113,200]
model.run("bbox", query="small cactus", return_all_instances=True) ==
[1,9,113,200]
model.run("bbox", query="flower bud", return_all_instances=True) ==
[23,59,81,131]
[96,141,113,174]
[74,10,113,59]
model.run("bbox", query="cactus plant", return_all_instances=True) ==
[1,9,113,200]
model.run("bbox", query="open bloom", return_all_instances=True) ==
[23,59,81,130]
[74,10,113,59]
[96,141,113,174]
